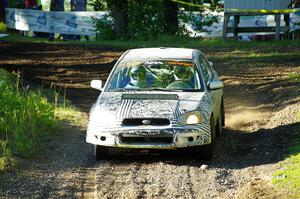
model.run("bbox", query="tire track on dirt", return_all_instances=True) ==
[93,160,144,198]
[189,166,219,199]
[186,166,196,199]
[75,166,97,198]
[90,156,200,199]
[138,159,196,199]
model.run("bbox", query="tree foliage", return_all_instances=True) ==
[127,0,165,39]
[92,0,219,40]
[0,0,5,23]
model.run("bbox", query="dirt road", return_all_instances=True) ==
[0,41,299,198]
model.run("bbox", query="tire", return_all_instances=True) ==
[190,115,216,160]
[216,98,224,137]
[216,115,223,137]
[221,97,225,127]
[94,145,109,160]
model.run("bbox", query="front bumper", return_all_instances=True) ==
[86,125,211,149]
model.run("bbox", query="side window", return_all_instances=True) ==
[193,67,201,89]
[198,56,212,83]
[202,55,214,75]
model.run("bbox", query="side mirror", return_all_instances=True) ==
[209,80,224,90]
[91,80,103,91]
[209,62,213,67]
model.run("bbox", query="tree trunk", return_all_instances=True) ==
[0,0,5,23]
[163,0,179,34]
[110,0,128,38]
[210,0,216,7]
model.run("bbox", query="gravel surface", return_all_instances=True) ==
[0,41,299,198]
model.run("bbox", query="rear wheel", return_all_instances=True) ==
[94,145,109,160]
[191,115,216,160]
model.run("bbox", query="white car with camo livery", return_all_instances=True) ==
[87,48,224,160]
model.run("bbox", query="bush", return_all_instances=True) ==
[0,69,57,157]
[127,0,165,40]
[0,22,7,32]
[178,11,220,37]
[0,141,15,172]
[93,14,115,40]
[0,69,84,171]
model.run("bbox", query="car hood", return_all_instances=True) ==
[89,91,211,127]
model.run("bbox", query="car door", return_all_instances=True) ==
[198,54,223,120]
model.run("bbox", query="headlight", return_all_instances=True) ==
[178,111,203,125]
[89,106,116,127]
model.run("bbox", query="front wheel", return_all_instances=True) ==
[221,97,225,127]
[190,116,216,160]
[216,115,223,137]
[216,98,225,137]
[94,145,109,160]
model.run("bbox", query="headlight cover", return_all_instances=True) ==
[178,111,203,125]
[89,106,117,127]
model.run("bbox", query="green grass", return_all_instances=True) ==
[2,33,300,50]
[0,141,15,172]
[55,106,86,127]
[272,112,300,198]
[272,73,300,198]
[273,142,300,198]
[211,51,300,65]
[0,68,82,172]
[0,23,7,32]
[287,73,300,83]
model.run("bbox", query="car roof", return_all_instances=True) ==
[122,48,197,61]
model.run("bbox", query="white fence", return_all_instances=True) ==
[5,8,300,38]
[5,8,106,35]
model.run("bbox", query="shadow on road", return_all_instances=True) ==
[89,122,300,170]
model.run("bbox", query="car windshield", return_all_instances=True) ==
[107,59,202,91]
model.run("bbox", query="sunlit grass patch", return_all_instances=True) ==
[287,73,300,83]
[55,106,87,127]
[297,111,300,122]
[211,51,300,65]
[273,112,300,198]
[0,23,7,32]
[0,141,15,172]
[273,142,300,198]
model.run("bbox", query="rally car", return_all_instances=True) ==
[86,48,224,160]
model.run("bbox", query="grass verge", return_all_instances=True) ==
[2,32,300,50]
[272,112,300,198]
[0,68,83,172]
[287,73,300,83]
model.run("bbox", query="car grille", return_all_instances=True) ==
[120,135,173,145]
[122,118,170,126]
